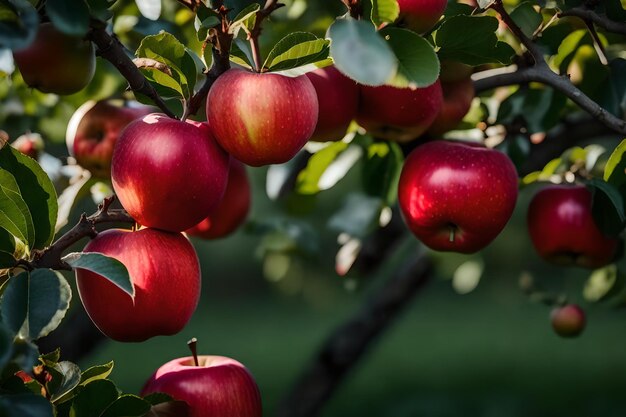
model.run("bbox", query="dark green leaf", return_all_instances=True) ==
[370,0,399,26]
[295,142,351,195]
[604,138,626,188]
[0,143,58,250]
[45,0,90,36]
[0,185,29,246]
[62,252,134,298]
[362,141,404,205]
[0,0,38,50]
[443,2,474,17]
[498,134,531,171]
[588,179,626,238]
[194,6,220,42]
[597,58,626,118]
[264,32,330,72]
[70,379,119,417]
[0,170,34,246]
[497,87,567,133]
[328,18,397,86]
[247,218,320,256]
[229,2,259,36]
[380,27,439,89]
[0,393,54,417]
[46,361,81,402]
[101,395,151,417]
[80,361,114,386]
[0,269,72,341]
[553,30,589,74]
[40,348,61,365]
[8,337,38,372]
[85,0,115,21]
[510,2,542,38]
[230,38,254,69]
[537,22,573,56]
[435,15,515,66]
[143,393,174,405]
[328,193,384,238]
[144,400,191,417]
[0,321,13,370]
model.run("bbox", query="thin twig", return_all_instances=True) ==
[584,19,609,65]
[29,197,134,271]
[248,0,285,72]
[559,6,626,36]
[86,23,177,119]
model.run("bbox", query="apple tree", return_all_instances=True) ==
[0,0,625,416]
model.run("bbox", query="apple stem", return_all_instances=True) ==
[187,338,199,366]
[249,36,263,73]
[449,226,456,243]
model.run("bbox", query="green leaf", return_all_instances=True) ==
[143,393,173,406]
[143,400,191,417]
[0,184,29,246]
[45,0,90,37]
[435,15,515,66]
[295,142,350,195]
[0,170,34,246]
[194,6,220,42]
[85,0,114,21]
[0,144,58,250]
[70,379,119,417]
[0,0,39,50]
[583,264,620,303]
[370,0,399,26]
[62,252,134,298]
[328,18,397,86]
[0,393,54,417]
[40,348,61,364]
[101,395,151,417]
[604,138,626,187]
[510,2,542,39]
[552,29,588,74]
[588,179,626,238]
[46,361,81,402]
[0,322,13,370]
[80,361,114,386]
[362,141,404,205]
[0,269,72,341]
[380,27,439,89]
[328,193,384,238]
[136,32,199,100]
[496,87,566,134]
[230,38,254,69]
[229,3,260,36]
[264,32,330,72]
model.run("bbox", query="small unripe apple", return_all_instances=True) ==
[186,158,251,240]
[13,23,96,95]
[111,114,229,232]
[75,228,201,342]
[551,304,586,338]
[427,77,475,136]
[11,133,44,159]
[396,0,448,34]
[527,185,619,268]
[141,355,262,417]
[207,68,319,166]
[66,100,154,178]
[305,66,359,142]
[398,140,519,253]
[357,80,443,142]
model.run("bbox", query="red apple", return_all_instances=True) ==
[398,140,519,253]
[111,114,229,232]
[427,77,475,136]
[305,66,359,142]
[186,158,251,239]
[207,68,319,166]
[527,185,618,268]
[357,80,443,142]
[551,304,586,338]
[142,355,262,417]
[13,23,95,95]
[439,60,473,83]
[75,228,200,342]
[11,133,44,159]
[66,100,154,178]
[396,0,448,34]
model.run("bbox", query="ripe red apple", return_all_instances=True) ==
[207,68,318,166]
[357,80,443,142]
[75,228,201,342]
[305,66,359,142]
[13,23,95,95]
[398,140,519,253]
[66,100,154,178]
[551,304,586,338]
[11,133,44,159]
[141,355,262,417]
[427,77,475,136]
[527,185,619,268]
[111,114,229,232]
[396,0,448,34]
[186,158,251,240]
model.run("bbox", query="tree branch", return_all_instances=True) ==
[276,252,433,417]
[248,0,285,72]
[559,6,626,36]
[86,23,177,119]
[29,197,134,271]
